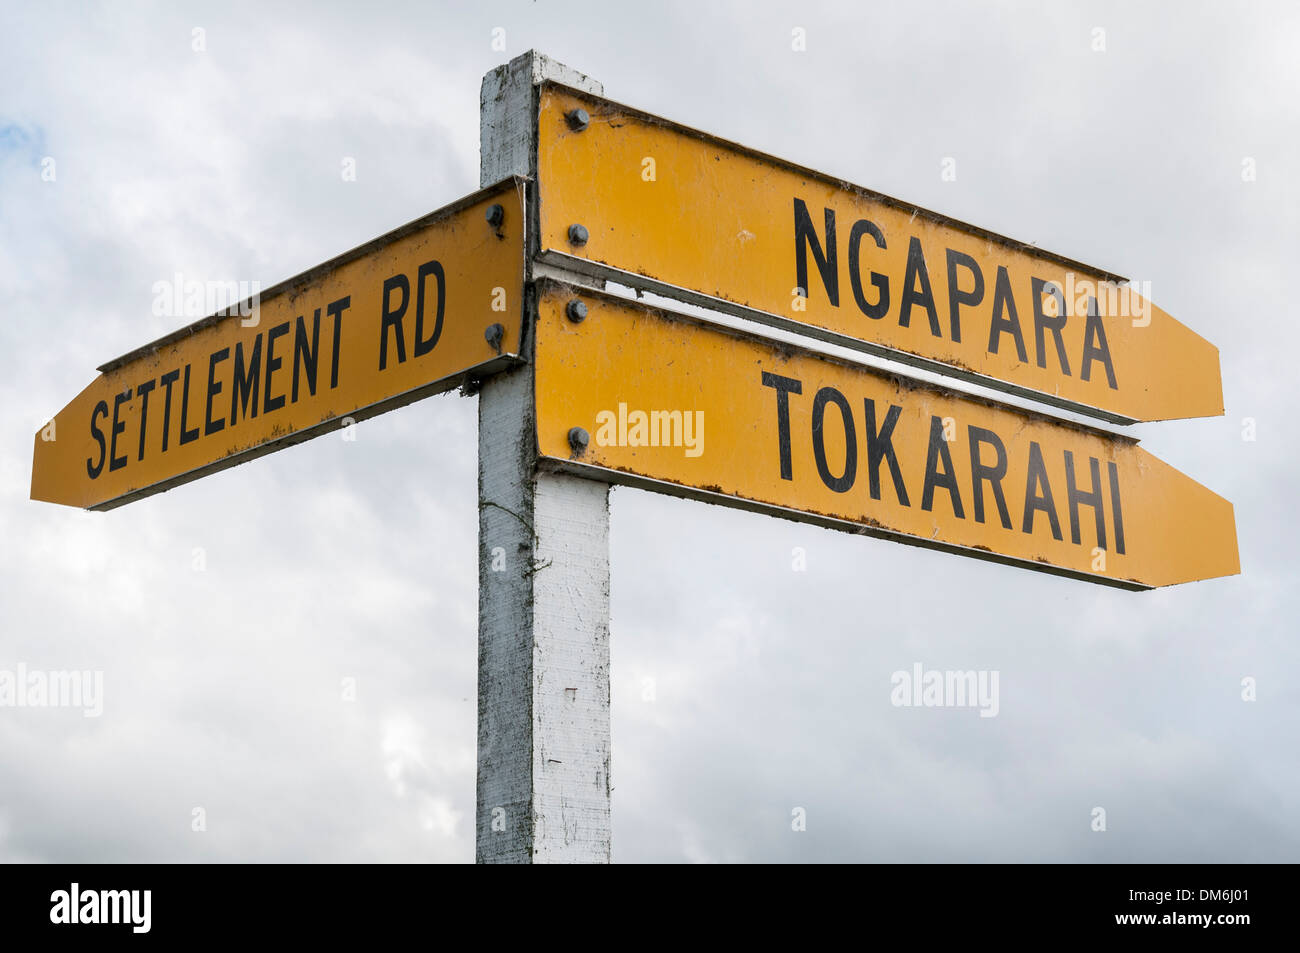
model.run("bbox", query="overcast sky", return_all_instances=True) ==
[1,0,1296,862]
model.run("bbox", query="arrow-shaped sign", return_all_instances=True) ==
[32,180,526,510]
[535,84,1223,425]
[533,281,1239,589]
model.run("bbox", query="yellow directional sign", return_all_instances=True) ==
[533,282,1238,589]
[32,180,526,510]
[535,84,1223,425]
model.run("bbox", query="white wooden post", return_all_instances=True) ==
[476,51,612,863]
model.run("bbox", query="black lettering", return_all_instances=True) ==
[230,336,262,425]
[967,426,1011,529]
[1032,277,1070,375]
[1108,461,1126,555]
[987,266,1027,362]
[1021,441,1062,540]
[761,371,803,480]
[863,399,909,505]
[847,219,888,319]
[811,387,857,493]
[328,296,350,388]
[1080,296,1118,389]
[899,237,940,336]
[86,400,108,479]
[263,322,290,414]
[944,248,983,345]
[793,199,838,307]
[135,379,155,461]
[921,416,964,517]
[179,364,200,445]
[292,310,321,402]
[1064,450,1106,549]
[414,261,445,358]
[379,275,410,370]
[109,388,131,471]
[159,369,180,453]
[205,347,230,436]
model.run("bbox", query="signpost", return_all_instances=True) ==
[32,181,526,510]
[534,84,1223,425]
[27,51,1239,862]
[533,281,1239,590]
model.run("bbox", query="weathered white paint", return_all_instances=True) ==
[476,51,612,864]
[480,50,603,185]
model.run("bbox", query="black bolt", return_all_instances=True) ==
[565,108,590,131]
[485,203,505,228]
[568,427,590,454]
[565,299,587,323]
[484,323,505,352]
[568,223,589,246]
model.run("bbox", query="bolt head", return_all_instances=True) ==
[567,223,589,246]
[484,323,505,349]
[565,299,588,323]
[568,426,590,453]
[485,203,505,228]
[565,108,590,131]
